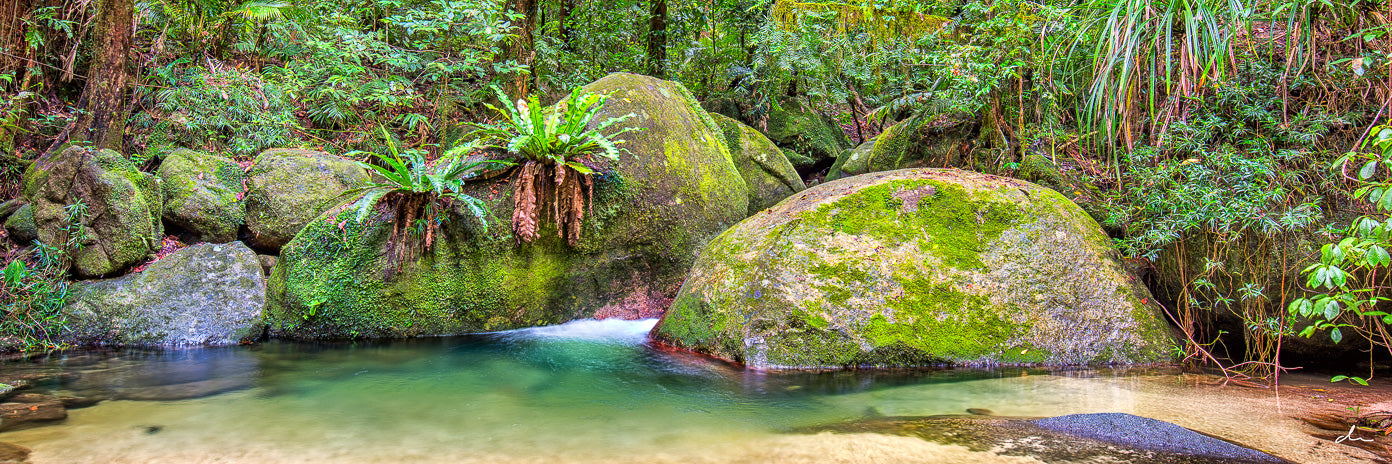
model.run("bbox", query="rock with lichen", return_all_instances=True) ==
[60,241,266,346]
[243,149,370,251]
[710,113,805,214]
[21,146,163,277]
[265,72,749,339]
[650,168,1174,369]
[157,148,245,243]
[3,204,36,244]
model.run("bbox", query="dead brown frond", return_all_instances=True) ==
[510,160,597,247]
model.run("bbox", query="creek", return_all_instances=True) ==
[0,319,1379,463]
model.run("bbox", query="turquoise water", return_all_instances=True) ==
[0,319,1372,463]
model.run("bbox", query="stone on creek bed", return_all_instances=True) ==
[797,412,1291,464]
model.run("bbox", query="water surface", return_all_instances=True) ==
[0,319,1378,463]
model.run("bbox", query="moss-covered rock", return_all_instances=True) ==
[650,168,1175,369]
[764,98,851,171]
[3,204,35,244]
[22,146,163,277]
[60,241,265,346]
[157,148,245,243]
[243,148,370,251]
[828,116,976,181]
[710,113,805,214]
[1013,154,1107,225]
[266,73,749,339]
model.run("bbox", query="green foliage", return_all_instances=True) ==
[0,253,70,352]
[340,130,500,270]
[0,201,87,351]
[343,130,499,227]
[1102,63,1339,260]
[134,64,300,158]
[1289,126,1392,354]
[1058,0,1249,153]
[468,87,638,169]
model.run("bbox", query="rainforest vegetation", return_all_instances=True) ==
[0,0,1390,383]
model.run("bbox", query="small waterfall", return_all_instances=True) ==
[500,318,658,344]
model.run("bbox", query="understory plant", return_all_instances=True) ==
[1290,125,1392,383]
[344,131,503,271]
[0,248,69,352]
[467,87,637,246]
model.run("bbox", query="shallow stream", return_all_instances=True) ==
[0,319,1382,463]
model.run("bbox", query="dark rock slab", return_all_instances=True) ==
[797,413,1291,464]
[1034,413,1284,462]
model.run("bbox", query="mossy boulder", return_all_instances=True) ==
[1013,154,1107,224]
[157,148,245,243]
[265,72,749,339]
[828,116,976,181]
[3,204,35,244]
[710,113,805,214]
[243,148,370,251]
[764,98,851,171]
[60,241,266,346]
[21,146,163,277]
[650,168,1175,369]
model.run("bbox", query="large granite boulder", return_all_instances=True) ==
[828,116,976,180]
[764,98,852,171]
[265,73,749,339]
[651,168,1174,369]
[710,113,805,214]
[60,241,266,346]
[157,148,245,243]
[243,149,370,251]
[22,146,163,277]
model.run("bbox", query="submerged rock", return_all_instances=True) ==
[266,73,748,339]
[22,146,163,277]
[0,394,66,432]
[799,413,1289,463]
[61,242,266,346]
[0,442,30,463]
[157,148,245,243]
[243,148,370,251]
[710,113,806,214]
[651,168,1174,369]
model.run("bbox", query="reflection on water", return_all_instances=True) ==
[0,319,1377,463]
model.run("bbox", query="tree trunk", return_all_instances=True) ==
[69,0,133,151]
[558,0,574,50]
[502,0,537,98]
[647,0,667,79]
[0,0,33,82]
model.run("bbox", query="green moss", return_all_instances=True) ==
[764,98,851,169]
[799,179,1017,270]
